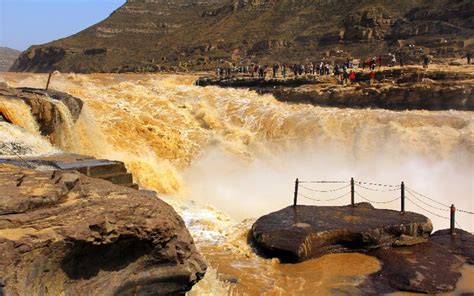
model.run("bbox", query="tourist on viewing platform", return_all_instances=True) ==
[399,55,405,67]
[466,51,472,65]
[390,53,396,67]
[342,69,349,85]
[334,64,340,77]
[423,55,430,69]
[369,70,376,85]
[281,64,287,78]
[378,55,382,69]
[349,70,356,84]
[272,64,279,78]
[370,57,376,70]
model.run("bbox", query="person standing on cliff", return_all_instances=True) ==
[272,64,279,78]
[466,51,472,65]
[349,70,356,85]
[378,55,383,69]
[423,55,430,69]
[282,64,287,79]
[342,69,349,86]
[369,70,376,85]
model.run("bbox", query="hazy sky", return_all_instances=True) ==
[0,0,125,51]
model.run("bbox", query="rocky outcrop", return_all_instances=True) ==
[0,153,139,189]
[271,81,474,111]
[0,85,83,144]
[0,47,20,72]
[430,228,474,264]
[251,203,432,262]
[0,164,206,295]
[360,242,464,294]
[9,0,474,73]
[197,68,474,111]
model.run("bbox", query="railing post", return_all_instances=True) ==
[401,182,405,213]
[351,177,355,206]
[45,71,53,91]
[450,204,456,235]
[293,178,299,207]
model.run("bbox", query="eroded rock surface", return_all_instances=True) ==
[251,203,432,262]
[430,228,474,264]
[0,85,84,143]
[361,242,464,294]
[0,164,206,295]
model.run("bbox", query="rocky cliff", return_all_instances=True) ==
[0,47,20,72]
[0,164,206,295]
[10,0,474,73]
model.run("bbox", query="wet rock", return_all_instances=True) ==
[430,228,474,264]
[251,203,432,262]
[0,164,206,295]
[392,234,427,247]
[0,85,84,143]
[361,242,464,294]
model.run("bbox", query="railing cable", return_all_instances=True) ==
[405,191,449,212]
[300,183,350,193]
[405,187,451,208]
[354,191,401,204]
[405,196,449,220]
[355,183,401,192]
[299,191,350,202]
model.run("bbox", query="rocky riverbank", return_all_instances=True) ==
[0,164,207,295]
[196,66,474,111]
[251,203,473,294]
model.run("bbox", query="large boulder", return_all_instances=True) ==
[251,203,432,262]
[0,164,206,295]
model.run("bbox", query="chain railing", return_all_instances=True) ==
[293,177,473,235]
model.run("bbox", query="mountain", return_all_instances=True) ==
[10,0,474,73]
[0,47,21,72]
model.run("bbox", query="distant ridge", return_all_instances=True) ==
[10,0,474,73]
[0,47,20,72]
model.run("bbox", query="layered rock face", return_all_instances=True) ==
[0,164,206,295]
[0,85,83,146]
[10,0,474,73]
[0,47,20,72]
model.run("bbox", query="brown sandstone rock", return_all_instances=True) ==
[0,86,84,144]
[0,164,206,295]
[430,228,474,264]
[251,203,432,262]
[360,242,464,294]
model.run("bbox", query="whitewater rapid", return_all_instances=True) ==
[1,72,473,295]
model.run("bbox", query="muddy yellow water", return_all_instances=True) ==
[1,72,473,295]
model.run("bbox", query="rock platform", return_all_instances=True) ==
[196,67,474,111]
[0,164,206,295]
[0,153,139,189]
[251,203,474,294]
[251,203,432,262]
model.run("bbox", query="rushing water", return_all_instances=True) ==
[0,72,473,295]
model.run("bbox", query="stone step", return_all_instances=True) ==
[99,172,133,185]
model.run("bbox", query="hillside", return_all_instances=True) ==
[10,0,474,73]
[0,47,20,72]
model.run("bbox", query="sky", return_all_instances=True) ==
[0,0,125,51]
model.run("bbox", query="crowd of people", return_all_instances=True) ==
[215,51,473,85]
[215,57,386,86]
